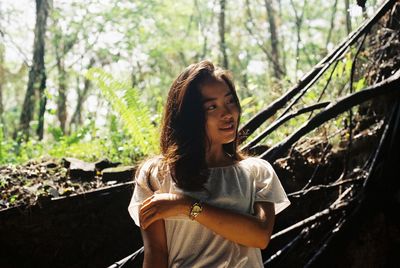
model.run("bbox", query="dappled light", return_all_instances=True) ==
[0,0,399,267]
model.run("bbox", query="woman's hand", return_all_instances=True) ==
[139,193,193,229]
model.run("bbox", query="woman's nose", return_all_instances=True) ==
[221,105,233,119]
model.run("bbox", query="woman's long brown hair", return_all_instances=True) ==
[140,60,243,192]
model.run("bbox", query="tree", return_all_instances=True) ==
[54,28,68,134]
[290,0,308,80]
[18,0,49,140]
[218,0,229,69]
[0,44,4,127]
[50,11,81,134]
[265,0,284,80]
[345,0,352,34]
[326,0,339,51]
[244,0,285,83]
[0,8,4,127]
[70,58,95,131]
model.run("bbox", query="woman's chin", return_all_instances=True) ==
[221,135,236,145]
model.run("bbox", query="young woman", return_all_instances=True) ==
[128,60,290,267]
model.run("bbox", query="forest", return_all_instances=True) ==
[0,0,379,205]
[1,0,400,267]
[1,0,375,163]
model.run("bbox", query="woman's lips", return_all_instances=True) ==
[219,123,235,131]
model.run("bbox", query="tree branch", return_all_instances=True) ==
[238,0,398,144]
[261,69,400,161]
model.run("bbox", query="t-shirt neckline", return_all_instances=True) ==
[207,157,251,170]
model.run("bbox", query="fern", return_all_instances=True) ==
[85,68,159,156]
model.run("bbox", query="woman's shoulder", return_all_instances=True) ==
[137,155,164,171]
[240,156,272,169]
[135,155,165,181]
[238,157,277,179]
[135,155,169,191]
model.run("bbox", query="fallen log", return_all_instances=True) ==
[238,0,398,144]
[261,69,400,161]
[241,102,330,152]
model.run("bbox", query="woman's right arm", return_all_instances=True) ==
[141,219,168,268]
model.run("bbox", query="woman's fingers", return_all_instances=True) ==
[140,203,155,221]
[140,198,162,229]
[140,207,160,229]
[142,195,154,206]
[141,210,152,228]
[142,216,157,229]
[139,192,184,229]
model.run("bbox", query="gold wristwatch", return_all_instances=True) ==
[189,201,203,220]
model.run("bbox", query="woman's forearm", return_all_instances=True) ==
[140,194,275,249]
[193,202,275,249]
[141,220,169,268]
[143,250,168,268]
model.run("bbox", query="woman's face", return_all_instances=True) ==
[200,80,239,149]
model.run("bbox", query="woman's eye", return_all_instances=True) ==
[227,98,236,104]
[206,105,216,111]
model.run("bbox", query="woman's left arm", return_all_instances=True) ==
[196,201,275,249]
[140,194,275,249]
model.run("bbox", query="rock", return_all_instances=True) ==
[40,160,58,169]
[94,159,121,171]
[101,166,135,183]
[65,158,96,181]
[62,157,78,169]
[46,186,60,198]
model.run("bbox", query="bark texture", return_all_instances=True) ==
[265,0,284,80]
[218,0,229,69]
[70,58,95,131]
[18,0,49,140]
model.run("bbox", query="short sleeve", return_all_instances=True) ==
[253,158,291,215]
[127,157,162,227]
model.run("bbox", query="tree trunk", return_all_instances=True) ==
[326,0,339,51]
[0,9,6,129]
[0,44,5,127]
[265,0,283,80]
[278,0,287,75]
[70,58,95,132]
[51,16,82,135]
[194,0,212,60]
[345,0,352,34]
[262,70,400,161]
[218,0,228,69]
[56,52,67,134]
[244,0,283,78]
[18,0,49,140]
[290,0,307,81]
[36,73,47,140]
[238,0,396,144]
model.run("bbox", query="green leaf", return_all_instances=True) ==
[355,78,366,91]
[241,97,254,107]
[85,67,158,155]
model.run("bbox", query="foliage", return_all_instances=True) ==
[85,67,159,156]
[0,0,383,165]
[0,124,143,166]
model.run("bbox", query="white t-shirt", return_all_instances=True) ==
[128,156,290,268]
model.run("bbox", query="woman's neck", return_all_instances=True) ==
[206,145,234,168]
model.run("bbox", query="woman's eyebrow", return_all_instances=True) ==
[202,92,232,103]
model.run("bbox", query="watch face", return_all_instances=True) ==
[193,205,202,213]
